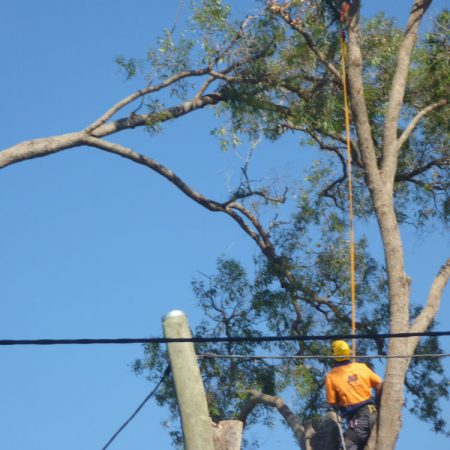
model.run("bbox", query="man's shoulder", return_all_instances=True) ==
[351,361,374,372]
[331,361,371,372]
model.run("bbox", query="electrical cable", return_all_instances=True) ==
[1,330,450,346]
[101,365,171,450]
[197,352,450,361]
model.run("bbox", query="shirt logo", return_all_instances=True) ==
[347,374,358,383]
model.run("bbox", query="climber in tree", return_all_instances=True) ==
[325,340,383,450]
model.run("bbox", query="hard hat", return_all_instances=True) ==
[331,340,351,361]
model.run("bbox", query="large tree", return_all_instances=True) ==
[1,1,449,449]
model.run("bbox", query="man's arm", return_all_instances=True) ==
[325,374,337,405]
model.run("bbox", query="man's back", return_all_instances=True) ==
[325,361,382,411]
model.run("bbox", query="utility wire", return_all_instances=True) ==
[1,330,450,346]
[198,352,450,361]
[101,365,171,450]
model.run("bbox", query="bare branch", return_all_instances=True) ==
[0,92,227,170]
[239,390,305,444]
[82,136,281,259]
[83,136,222,208]
[395,156,450,183]
[84,68,211,134]
[224,187,287,206]
[0,132,87,169]
[382,0,433,188]
[226,202,276,257]
[346,0,381,189]
[283,122,361,165]
[409,257,450,342]
[396,99,449,151]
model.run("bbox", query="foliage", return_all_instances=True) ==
[127,1,449,447]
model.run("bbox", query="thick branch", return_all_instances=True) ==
[409,257,450,341]
[0,92,226,170]
[239,390,304,444]
[382,0,433,188]
[346,1,381,191]
[396,99,449,152]
[0,132,87,169]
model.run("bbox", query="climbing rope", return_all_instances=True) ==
[339,1,357,359]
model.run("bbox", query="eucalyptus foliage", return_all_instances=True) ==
[129,1,449,447]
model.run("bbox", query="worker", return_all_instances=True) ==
[325,340,383,450]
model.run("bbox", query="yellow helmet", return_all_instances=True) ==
[331,340,351,361]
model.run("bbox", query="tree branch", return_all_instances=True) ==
[409,257,450,343]
[396,99,448,152]
[269,2,342,83]
[82,136,283,259]
[0,92,226,170]
[84,68,211,134]
[382,0,433,188]
[238,390,305,444]
[0,132,88,169]
[346,0,381,191]
[395,156,450,183]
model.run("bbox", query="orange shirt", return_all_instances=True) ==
[325,361,382,408]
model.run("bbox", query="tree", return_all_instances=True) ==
[1,1,449,449]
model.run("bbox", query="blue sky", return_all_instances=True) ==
[0,1,448,449]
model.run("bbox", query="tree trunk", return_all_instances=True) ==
[212,420,243,450]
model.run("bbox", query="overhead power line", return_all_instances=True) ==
[101,365,171,450]
[1,330,450,346]
[198,352,450,361]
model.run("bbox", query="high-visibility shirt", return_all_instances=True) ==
[325,361,382,410]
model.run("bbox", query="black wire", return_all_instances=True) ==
[1,330,450,346]
[101,365,171,450]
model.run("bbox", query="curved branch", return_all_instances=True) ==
[91,91,226,138]
[83,136,224,210]
[0,132,87,169]
[84,68,211,134]
[409,257,450,341]
[395,156,450,182]
[382,0,433,187]
[396,99,448,152]
[82,136,278,256]
[238,390,305,444]
[0,92,226,170]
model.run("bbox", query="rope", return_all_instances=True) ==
[339,2,357,359]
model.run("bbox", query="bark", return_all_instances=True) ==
[239,390,341,450]
[382,0,433,189]
[407,258,450,353]
[0,92,226,170]
[212,420,243,450]
[240,390,305,445]
[345,2,439,449]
